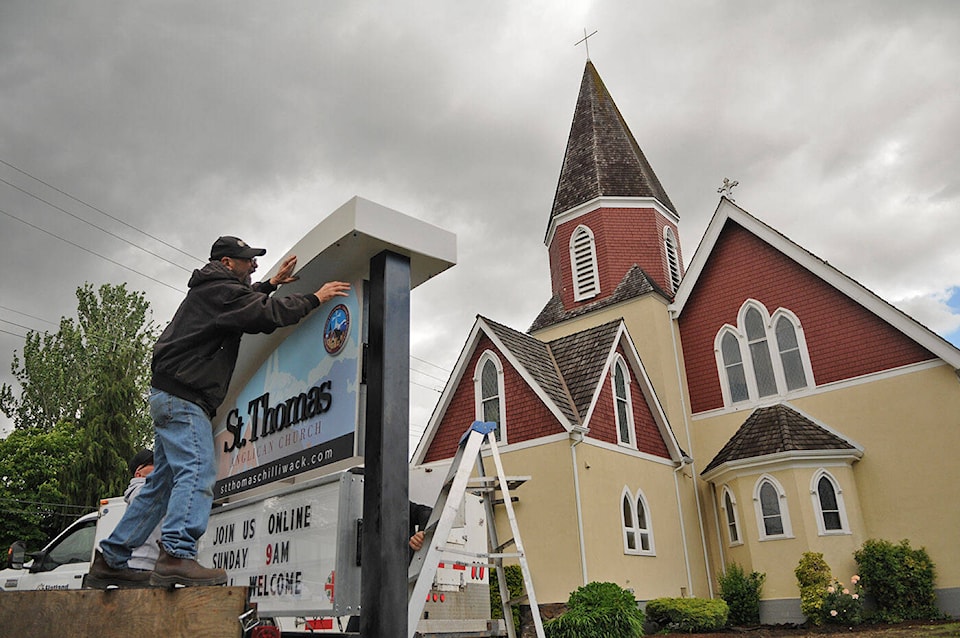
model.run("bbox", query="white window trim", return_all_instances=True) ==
[570,224,600,301]
[714,326,748,406]
[713,300,815,407]
[621,486,656,556]
[721,486,743,547]
[810,469,852,536]
[770,308,816,392]
[473,350,506,444]
[663,226,682,292]
[611,355,637,449]
[753,474,794,541]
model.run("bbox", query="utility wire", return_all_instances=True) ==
[411,354,450,373]
[0,158,204,263]
[0,205,185,294]
[410,378,442,393]
[410,366,449,384]
[0,327,26,339]
[0,175,194,274]
[0,304,59,327]
[0,497,93,512]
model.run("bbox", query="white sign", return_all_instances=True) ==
[198,470,363,616]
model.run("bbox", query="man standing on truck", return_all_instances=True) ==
[88,236,350,589]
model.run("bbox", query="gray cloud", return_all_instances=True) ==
[1,1,958,441]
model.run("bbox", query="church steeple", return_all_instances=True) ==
[534,61,683,332]
[549,61,676,225]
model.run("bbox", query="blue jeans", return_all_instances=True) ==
[100,388,217,565]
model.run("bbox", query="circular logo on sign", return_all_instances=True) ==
[323,304,350,355]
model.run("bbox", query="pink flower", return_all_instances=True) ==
[827,586,835,593]
[852,594,859,600]
[851,575,860,584]
[830,610,838,617]
[843,589,850,595]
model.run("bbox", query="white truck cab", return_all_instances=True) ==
[0,497,126,592]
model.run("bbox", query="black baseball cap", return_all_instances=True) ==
[129,449,154,475]
[210,236,267,260]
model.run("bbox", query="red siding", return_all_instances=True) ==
[679,223,936,413]
[586,348,671,459]
[548,207,682,308]
[423,335,566,463]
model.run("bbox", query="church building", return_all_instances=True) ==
[412,60,960,623]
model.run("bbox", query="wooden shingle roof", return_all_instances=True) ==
[482,317,580,424]
[549,61,676,222]
[483,317,622,425]
[548,320,621,421]
[702,404,859,475]
[529,264,669,332]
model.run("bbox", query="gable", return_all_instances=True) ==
[680,221,937,414]
[421,334,566,463]
[586,345,671,458]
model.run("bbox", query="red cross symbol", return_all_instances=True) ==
[325,570,335,603]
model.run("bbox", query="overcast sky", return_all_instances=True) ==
[1,1,958,446]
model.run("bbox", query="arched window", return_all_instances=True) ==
[745,307,777,397]
[714,301,814,407]
[722,487,741,545]
[612,355,636,447]
[720,331,749,403]
[753,475,792,540]
[664,226,682,292]
[570,225,600,301]
[621,487,655,555]
[776,316,808,391]
[811,470,850,535]
[474,351,506,443]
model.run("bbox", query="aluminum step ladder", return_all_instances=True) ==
[407,421,545,638]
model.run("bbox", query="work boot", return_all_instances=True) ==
[149,543,227,588]
[85,550,153,589]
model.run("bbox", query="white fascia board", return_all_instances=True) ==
[411,318,485,465]
[701,448,864,484]
[670,198,960,370]
[545,196,678,246]
[616,324,685,462]
[476,318,575,431]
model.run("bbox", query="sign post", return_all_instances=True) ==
[362,250,411,638]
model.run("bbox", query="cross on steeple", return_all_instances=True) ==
[575,29,598,60]
[717,177,740,201]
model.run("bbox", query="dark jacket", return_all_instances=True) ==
[151,261,320,417]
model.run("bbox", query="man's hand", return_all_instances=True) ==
[269,255,300,287]
[409,530,426,552]
[314,281,351,304]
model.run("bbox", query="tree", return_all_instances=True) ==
[0,423,86,549]
[1,283,157,512]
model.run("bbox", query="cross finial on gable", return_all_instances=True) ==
[575,28,598,61]
[717,178,740,201]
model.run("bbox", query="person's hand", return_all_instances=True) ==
[270,255,300,287]
[314,281,351,304]
[409,530,426,551]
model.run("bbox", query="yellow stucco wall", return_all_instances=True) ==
[694,363,960,600]
[487,439,583,604]
[491,436,711,604]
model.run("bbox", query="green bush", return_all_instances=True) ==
[822,575,864,625]
[794,552,831,624]
[544,581,644,638]
[645,597,728,633]
[855,538,941,622]
[489,565,524,635]
[718,562,765,626]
